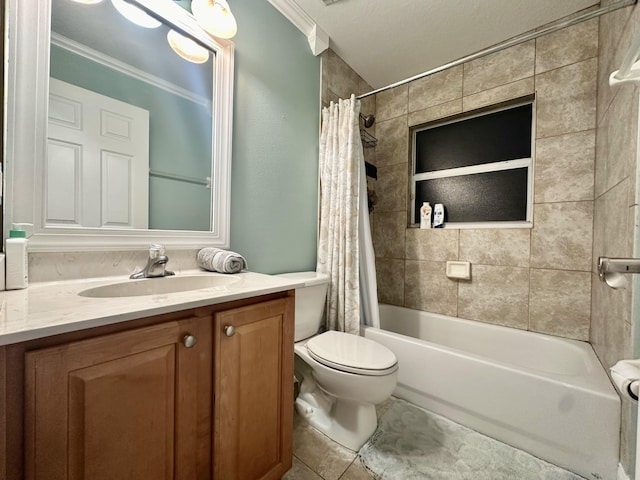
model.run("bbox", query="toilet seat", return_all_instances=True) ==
[306,331,398,376]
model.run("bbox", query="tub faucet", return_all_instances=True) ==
[130,244,175,279]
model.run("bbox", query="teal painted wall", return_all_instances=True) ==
[50,46,212,231]
[229,2,320,274]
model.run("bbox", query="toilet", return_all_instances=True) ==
[278,271,398,451]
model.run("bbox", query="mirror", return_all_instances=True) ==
[51,0,214,232]
[4,0,234,250]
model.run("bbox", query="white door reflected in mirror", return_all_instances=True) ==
[47,78,150,229]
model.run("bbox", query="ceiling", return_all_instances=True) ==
[287,0,600,89]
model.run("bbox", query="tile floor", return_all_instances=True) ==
[283,400,393,480]
[283,416,375,480]
[283,397,584,480]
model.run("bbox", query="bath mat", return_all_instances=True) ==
[359,399,583,480]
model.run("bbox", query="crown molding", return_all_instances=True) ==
[268,0,329,56]
[51,33,211,109]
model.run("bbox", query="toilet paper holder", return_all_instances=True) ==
[597,257,640,289]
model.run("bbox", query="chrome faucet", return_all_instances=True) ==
[130,244,175,279]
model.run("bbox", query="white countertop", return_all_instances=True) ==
[0,270,303,346]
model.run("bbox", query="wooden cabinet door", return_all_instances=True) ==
[214,297,294,480]
[24,315,212,480]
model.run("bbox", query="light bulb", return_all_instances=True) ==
[111,0,162,28]
[191,0,237,39]
[167,30,210,64]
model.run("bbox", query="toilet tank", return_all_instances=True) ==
[277,271,329,342]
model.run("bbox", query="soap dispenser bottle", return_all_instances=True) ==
[6,228,28,290]
[420,202,432,229]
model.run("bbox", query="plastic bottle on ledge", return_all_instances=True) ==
[433,203,445,228]
[419,202,432,229]
[6,229,28,290]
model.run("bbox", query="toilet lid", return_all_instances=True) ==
[306,331,398,376]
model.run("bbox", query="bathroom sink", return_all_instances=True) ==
[78,275,242,298]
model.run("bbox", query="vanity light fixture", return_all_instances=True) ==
[167,29,210,64]
[110,0,162,28]
[69,0,104,4]
[191,0,237,39]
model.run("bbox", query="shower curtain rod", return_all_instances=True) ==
[357,0,638,99]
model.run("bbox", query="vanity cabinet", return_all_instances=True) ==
[214,299,294,480]
[2,292,294,480]
[25,314,213,480]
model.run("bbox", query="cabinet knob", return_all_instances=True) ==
[224,325,236,337]
[183,334,197,348]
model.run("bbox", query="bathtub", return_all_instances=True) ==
[362,304,621,480]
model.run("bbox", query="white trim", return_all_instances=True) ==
[413,158,531,181]
[268,0,329,56]
[307,24,329,56]
[409,222,533,230]
[5,0,234,252]
[51,33,211,109]
[527,102,536,223]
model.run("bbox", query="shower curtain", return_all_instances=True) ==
[317,94,380,334]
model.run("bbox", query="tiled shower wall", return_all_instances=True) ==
[594,0,640,473]
[370,17,598,342]
[321,18,600,342]
[321,49,378,176]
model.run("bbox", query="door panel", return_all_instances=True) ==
[67,346,176,480]
[47,78,149,228]
[25,316,211,480]
[214,298,294,480]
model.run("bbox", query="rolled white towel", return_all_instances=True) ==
[197,247,247,274]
